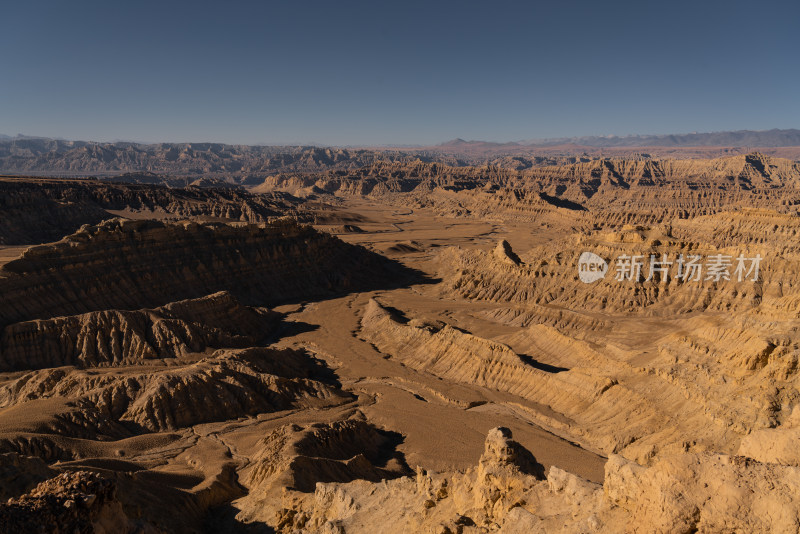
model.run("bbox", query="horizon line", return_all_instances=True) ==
[2,127,799,149]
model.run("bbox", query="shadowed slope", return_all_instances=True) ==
[0,218,428,329]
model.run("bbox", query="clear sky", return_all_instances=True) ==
[1,0,798,146]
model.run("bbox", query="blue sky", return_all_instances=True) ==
[1,0,798,145]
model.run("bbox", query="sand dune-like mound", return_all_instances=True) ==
[325,224,365,234]
[246,419,408,494]
[0,348,349,437]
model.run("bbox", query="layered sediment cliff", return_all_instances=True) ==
[0,218,414,328]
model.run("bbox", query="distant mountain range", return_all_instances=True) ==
[531,129,800,147]
[4,129,800,150]
[475,129,800,148]
[1,129,799,178]
[0,137,431,180]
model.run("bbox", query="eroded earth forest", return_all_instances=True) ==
[1,141,799,533]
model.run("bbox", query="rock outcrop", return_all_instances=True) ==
[235,418,410,527]
[272,428,565,533]
[0,471,130,534]
[604,453,800,534]
[0,452,55,501]
[271,427,800,534]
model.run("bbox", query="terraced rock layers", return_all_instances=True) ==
[0,176,311,245]
[0,291,280,370]
[0,218,415,328]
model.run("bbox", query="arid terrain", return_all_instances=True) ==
[1,145,800,533]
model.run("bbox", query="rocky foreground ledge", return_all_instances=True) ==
[274,427,800,534]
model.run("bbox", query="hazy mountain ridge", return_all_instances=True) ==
[2,130,799,180]
[0,138,434,178]
[523,128,800,148]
